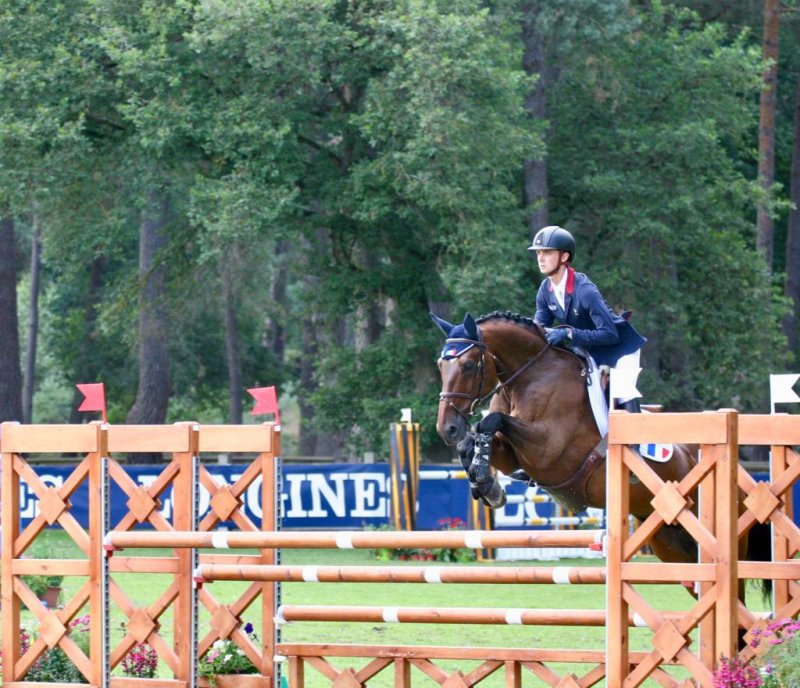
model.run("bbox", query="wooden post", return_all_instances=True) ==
[715,410,739,660]
[699,416,718,668]
[262,424,279,687]
[1,422,21,686]
[89,421,108,687]
[605,413,628,688]
[772,443,789,611]
[172,423,199,684]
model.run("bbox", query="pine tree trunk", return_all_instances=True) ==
[297,231,344,458]
[298,311,320,457]
[69,256,106,424]
[266,240,288,363]
[784,73,800,357]
[521,1,549,237]
[126,188,171,436]
[23,216,41,423]
[0,214,23,422]
[221,260,243,424]
[757,0,780,267]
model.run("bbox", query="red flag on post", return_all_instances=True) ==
[248,386,281,425]
[76,383,107,423]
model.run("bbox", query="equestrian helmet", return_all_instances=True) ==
[528,226,576,262]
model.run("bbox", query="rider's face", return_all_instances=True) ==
[535,249,566,276]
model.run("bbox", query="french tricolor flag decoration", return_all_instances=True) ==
[638,443,674,462]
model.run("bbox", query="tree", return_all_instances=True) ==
[785,72,800,358]
[0,215,23,421]
[521,1,550,235]
[126,186,172,425]
[22,213,42,423]
[547,3,787,409]
[756,0,781,267]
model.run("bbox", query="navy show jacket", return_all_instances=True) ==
[534,267,646,367]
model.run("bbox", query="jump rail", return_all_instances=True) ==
[105,528,605,552]
[194,563,607,585]
[274,605,686,627]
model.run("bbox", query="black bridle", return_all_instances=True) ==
[438,336,552,423]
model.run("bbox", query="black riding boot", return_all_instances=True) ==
[618,398,641,413]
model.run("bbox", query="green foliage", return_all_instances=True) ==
[1,0,797,449]
[368,519,476,563]
[546,1,789,411]
[310,330,442,454]
[21,616,91,683]
[197,624,259,681]
[755,618,800,688]
[21,574,63,599]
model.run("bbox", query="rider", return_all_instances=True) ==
[529,225,645,413]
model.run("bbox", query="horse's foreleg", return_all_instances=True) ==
[457,433,475,472]
[456,432,486,503]
[469,431,507,508]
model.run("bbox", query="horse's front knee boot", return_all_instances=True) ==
[469,433,506,509]
[457,433,475,472]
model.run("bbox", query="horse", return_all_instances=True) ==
[431,310,769,569]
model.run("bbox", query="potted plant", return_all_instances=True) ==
[22,574,64,609]
[121,640,158,679]
[198,623,269,688]
[16,616,91,683]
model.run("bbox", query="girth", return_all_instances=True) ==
[537,439,607,513]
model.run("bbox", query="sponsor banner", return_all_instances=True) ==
[13,463,577,531]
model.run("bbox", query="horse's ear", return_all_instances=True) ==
[429,312,454,337]
[464,313,480,340]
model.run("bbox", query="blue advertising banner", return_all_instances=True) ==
[13,463,572,531]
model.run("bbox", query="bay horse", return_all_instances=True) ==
[432,310,765,567]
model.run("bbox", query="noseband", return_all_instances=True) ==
[438,336,552,422]
[438,338,492,422]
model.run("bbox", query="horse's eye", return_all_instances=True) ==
[461,360,476,372]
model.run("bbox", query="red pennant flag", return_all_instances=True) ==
[248,386,281,425]
[76,382,107,423]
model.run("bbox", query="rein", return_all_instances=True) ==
[438,336,552,421]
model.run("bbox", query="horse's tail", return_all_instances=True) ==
[746,522,772,601]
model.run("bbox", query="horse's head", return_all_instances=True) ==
[430,313,499,445]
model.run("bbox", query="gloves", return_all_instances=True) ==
[545,327,570,346]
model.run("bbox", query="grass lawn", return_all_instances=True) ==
[3,530,769,687]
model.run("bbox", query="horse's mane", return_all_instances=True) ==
[475,311,541,334]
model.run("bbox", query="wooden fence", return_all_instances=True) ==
[2,411,799,687]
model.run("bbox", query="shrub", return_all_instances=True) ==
[23,615,91,683]
[198,623,258,683]
[367,518,476,563]
[713,618,800,688]
[121,641,158,678]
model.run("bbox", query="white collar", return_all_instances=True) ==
[550,273,567,310]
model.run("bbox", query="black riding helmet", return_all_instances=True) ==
[527,226,576,262]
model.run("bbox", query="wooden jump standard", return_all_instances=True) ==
[5,412,800,688]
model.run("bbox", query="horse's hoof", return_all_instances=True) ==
[510,469,534,484]
[481,482,507,509]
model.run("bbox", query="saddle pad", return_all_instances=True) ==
[638,443,674,462]
[585,362,608,437]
